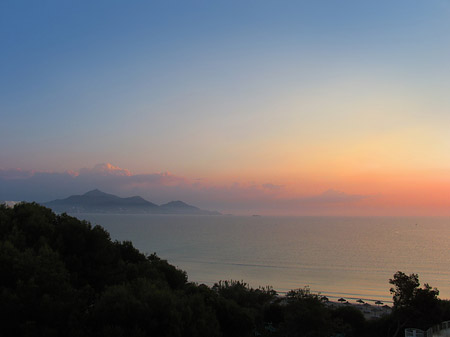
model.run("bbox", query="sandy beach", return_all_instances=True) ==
[325,299,392,320]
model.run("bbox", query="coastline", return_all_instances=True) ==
[324,299,392,320]
[74,213,450,302]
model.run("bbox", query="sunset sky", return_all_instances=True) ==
[2,1,450,215]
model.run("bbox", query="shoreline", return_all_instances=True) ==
[324,299,392,320]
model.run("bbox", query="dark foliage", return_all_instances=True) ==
[2,203,450,337]
[387,271,443,336]
[0,203,208,337]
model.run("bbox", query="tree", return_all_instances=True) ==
[388,271,440,337]
[330,306,366,337]
[282,287,331,337]
[389,271,420,309]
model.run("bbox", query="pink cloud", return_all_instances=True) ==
[0,168,34,180]
[79,163,132,177]
[300,189,368,203]
[0,163,373,215]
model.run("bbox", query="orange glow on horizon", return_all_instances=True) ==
[188,166,450,215]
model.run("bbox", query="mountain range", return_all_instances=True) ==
[43,189,221,215]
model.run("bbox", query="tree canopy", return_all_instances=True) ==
[1,203,450,337]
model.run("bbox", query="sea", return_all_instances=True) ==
[74,214,450,304]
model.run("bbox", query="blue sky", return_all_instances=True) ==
[2,1,450,214]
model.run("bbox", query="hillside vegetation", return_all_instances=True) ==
[1,203,449,337]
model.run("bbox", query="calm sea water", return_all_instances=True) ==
[74,214,450,303]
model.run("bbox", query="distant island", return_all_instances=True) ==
[43,189,221,215]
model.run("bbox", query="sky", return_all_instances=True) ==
[2,0,450,215]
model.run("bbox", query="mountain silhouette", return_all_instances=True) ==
[44,189,220,215]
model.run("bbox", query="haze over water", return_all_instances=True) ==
[4,1,450,218]
[3,1,450,311]
[76,214,450,302]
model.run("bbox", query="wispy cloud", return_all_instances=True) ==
[262,183,284,191]
[78,163,131,177]
[300,189,368,203]
[0,168,35,180]
[0,163,187,203]
[0,163,373,214]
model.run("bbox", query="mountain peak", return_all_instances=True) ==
[163,200,190,207]
[83,189,108,197]
[44,190,220,215]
